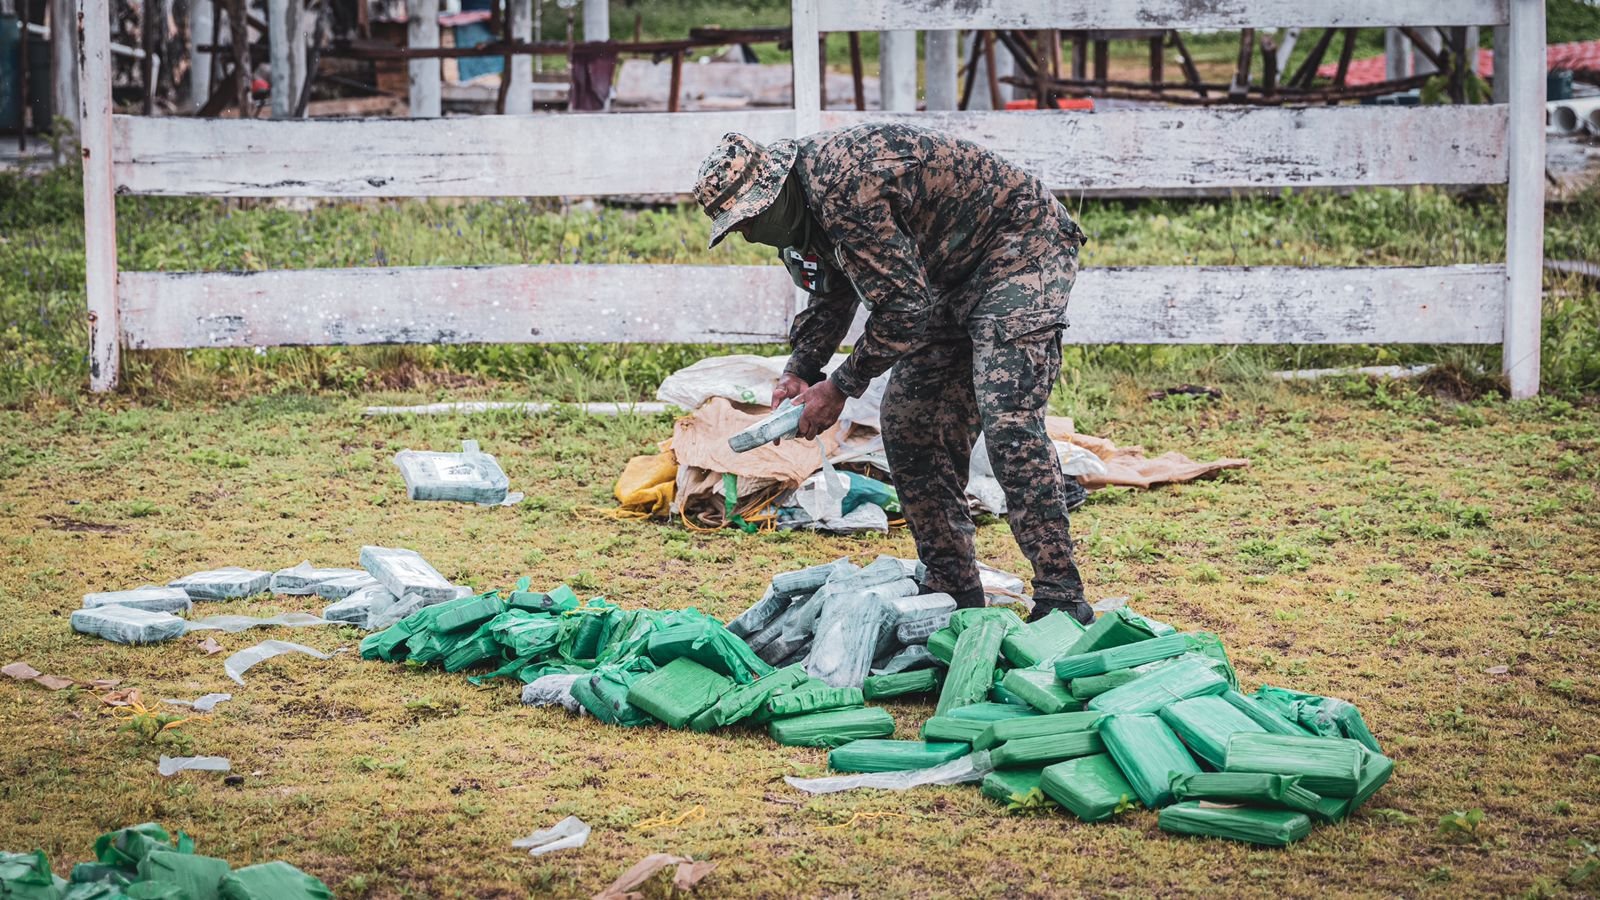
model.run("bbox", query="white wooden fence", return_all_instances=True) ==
[79,0,1546,396]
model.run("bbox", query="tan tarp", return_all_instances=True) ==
[1047,417,1251,489]
[670,398,844,526]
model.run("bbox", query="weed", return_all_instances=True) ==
[1438,808,1487,842]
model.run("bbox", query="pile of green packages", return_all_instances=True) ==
[0,822,329,900]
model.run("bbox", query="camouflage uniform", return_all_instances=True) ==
[699,124,1088,613]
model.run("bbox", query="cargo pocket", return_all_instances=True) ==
[974,321,1063,416]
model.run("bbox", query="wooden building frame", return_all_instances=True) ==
[79,0,1546,397]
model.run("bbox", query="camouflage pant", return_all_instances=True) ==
[881,304,1084,608]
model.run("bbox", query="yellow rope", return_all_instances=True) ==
[632,804,707,832]
[819,811,910,830]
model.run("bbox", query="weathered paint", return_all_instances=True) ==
[1503,0,1545,398]
[118,264,1506,349]
[815,0,1508,32]
[78,0,119,391]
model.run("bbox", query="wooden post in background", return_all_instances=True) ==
[924,29,958,110]
[50,0,77,148]
[1491,24,1510,103]
[268,0,293,116]
[78,0,119,391]
[791,0,820,134]
[1504,0,1545,398]
[878,29,915,111]
[505,0,532,114]
[407,0,439,117]
[189,0,213,110]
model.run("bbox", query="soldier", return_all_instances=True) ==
[694,123,1092,624]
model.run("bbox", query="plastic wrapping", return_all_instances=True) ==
[981,769,1052,809]
[872,645,939,675]
[726,588,788,638]
[1253,686,1382,753]
[647,609,773,684]
[135,849,231,899]
[925,628,957,663]
[1001,610,1087,668]
[689,665,809,732]
[766,685,863,719]
[81,586,192,615]
[512,816,591,857]
[728,398,805,452]
[1351,744,1395,810]
[990,730,1105,769]
[625,658,733,728]
[885,592,956,634]
[268,562,367,596]
[1068,668,1141,701]
[321,585,391,628]
[973,711,1104,752]
[948,702,1039,723]
[365,592,427,634]
[934,617,1007,715]
[157,756,231,777]
[1168,772,1324,818]
[862,669,940,700]
[770,558,854,596]
[1223,733,1364,797]
[218,862,332,900]
[509,584,579,614]
[224,640,332,685]
[1062,608,1163,656]
[161,693,231,713]
[805,585,894,689]
[184,612,331,634]
[828,739,969,773]
[430,594,506,634]
[1220,689,1312,737]
[783,751,992,796]
[393,440,517,505]
[359,546,456,604]
[1000,668,1076,715]
[0,850,64,898]
[1053,632,1195,679]
[919,716,986,745]
[1040,753,1137,822]
[311,572,380,600]
[1158,802,1312,847]
[1087,657,1229,715]
[71,605,186,645]
[520,674,585,713]
[573,661,657,727]
[1180,631,1239,688]
[768,707,895,748]
[1158,695,1266,768]
[1099,714,1201,808]
[169,567,272,601]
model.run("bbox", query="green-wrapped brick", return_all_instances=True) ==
[126,883,188,899]
[1100,714,1201,808]
[69,863,131,887]
[766,685,863,719]
[646,608,774,684]
[1062,608,1163,656]
[689,665,809,732]
[0,850,64,900]
[1088,657,1229,715]
[981,769,1053,810]
[1158,802,1313,847]
[828,739,969,773]
[1351,744,1395,810]
[926,628,957,664]
[137,850,230,900]
[935,618,1007,715]
[1040,754,1137,822]
[64,883,129,900]
[863,669,941,700]
[429,593,506,634]
[1157,695,1266,768]
[1001,668,1076,715]
[1168,772,1324,818]
[93,824,187,871]
[1220,689,1313,737]
[1068,668,1141,701]
[624,658,733,728]
[218,862,331,900]
[1253,686,1382,753]
[572,662,657,727]
[973,711,1105,752]
[769,707,896,748]
[1181,632,1239,688]
[946,702,1039,723]
[1053,632,1194,679]
[989,676,1032,708]
[1000,610,1085,668]
[1223,733,1364,798]
[919,716,986,745]
[990,730,1105,769]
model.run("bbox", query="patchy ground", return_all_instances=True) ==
[1,378,1597,898]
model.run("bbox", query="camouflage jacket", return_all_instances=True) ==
[783,122,1084,397]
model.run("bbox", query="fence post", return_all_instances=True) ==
[50,0,78,149]
[879,29,916,111]
[407,0,440,117]
[188,0,213,111]
[791,0,820,135]
[1504,0,1545,399]
[268,0,293,117]
[78,0,119,392]
[924,30,958,110]
[505,0,533,114]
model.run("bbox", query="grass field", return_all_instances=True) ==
[1,374,1597,897]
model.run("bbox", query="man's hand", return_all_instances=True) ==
[772,373,808,410]
[795,379,845,440]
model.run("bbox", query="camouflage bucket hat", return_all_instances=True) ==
[694,132,799,248]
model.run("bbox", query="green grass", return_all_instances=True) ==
[0,376,1597,896]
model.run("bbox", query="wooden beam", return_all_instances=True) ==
[1286,27,1337,89]
[983,30,1003,110]
[925,29,959,111]
[504,0,533,114]
[267,0,292,116]
[791,0,821,133]
[116,264,1507,349]
[78,0,120,391]
[815,1,1508,32]
[847,31,865,110]
[227,0,250,116]
[1170,30,1205,97]
[1231,29,1255,98]
[407,0,439,117]
[1503,0,1545,398]
[113,105,1509,197]
[1332,28,1357,88]
[668,49,683,113]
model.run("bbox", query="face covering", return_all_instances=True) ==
[739,171,819,250]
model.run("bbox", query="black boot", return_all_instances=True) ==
[1030,596,1094,626]
[949,586,987,610]
[1064,478,1089,513]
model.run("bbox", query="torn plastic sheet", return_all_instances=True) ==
[162,692,232,712]
[184,612,332,634]
[224,640,333,685]
[521,674,586,714]
[784,751,994,795]
[158,756,231,777]
[511,815,590,857]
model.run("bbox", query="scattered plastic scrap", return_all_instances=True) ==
[521,674,586,714]
[593,853,714,900]
[511,815,590,857]
[157,755,231,777]
[224,640,333,685]
[161,693,232,712]
[394,440,523,506]
[785,752,993,795]
[169,567,272,601]
[184,612,331,634]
